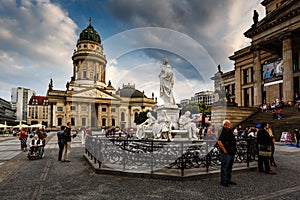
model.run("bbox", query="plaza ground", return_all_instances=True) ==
[0,132,300,199]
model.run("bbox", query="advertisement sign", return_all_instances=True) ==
[262,59,283,83]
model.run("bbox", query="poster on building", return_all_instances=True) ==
[262,59,283,83]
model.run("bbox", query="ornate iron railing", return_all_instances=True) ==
[85,135,257,176]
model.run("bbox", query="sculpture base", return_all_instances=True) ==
[156,105,181,129]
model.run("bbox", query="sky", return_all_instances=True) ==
[0,0,265,104]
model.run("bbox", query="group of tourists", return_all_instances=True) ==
[17,127,47,154]
[218,119,279,187]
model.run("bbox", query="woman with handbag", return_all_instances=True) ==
[257,123,276,175]
[266,124,277,167]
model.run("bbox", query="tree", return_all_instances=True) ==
[181,102,199,115]
[134,110,156,125]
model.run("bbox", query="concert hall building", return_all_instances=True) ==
[212,0,300,107]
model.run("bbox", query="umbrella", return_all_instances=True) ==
[13,122,30,130]
[4,121,7,131]
[0,122,11,130]
[30,124,46,129]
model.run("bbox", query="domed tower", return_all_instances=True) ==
[71,18,107,88]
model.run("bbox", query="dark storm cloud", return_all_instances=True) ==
[106,0,231,30]
[105,0,263,74]
[105,0,237,75]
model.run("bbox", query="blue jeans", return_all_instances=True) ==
[220,153,235,184]
[58,142,64,161]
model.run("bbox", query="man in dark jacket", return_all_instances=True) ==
[57,126,65,161]
[257,122,276,175]
[218,120,237,187]
[61,122,72,162]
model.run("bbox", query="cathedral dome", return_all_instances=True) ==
[78,18,101,44]
[117,84,146,98]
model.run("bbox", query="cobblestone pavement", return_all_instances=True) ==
[0,133,300,200]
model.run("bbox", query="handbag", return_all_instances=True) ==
[258,144,272,157]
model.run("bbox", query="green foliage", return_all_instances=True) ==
[181,102,211,115]
[134,110,149,125]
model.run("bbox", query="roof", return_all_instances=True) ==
[28,96,48,105]
[78,18,101,44]
[117,84,146,98]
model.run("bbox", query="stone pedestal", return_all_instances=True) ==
[211,103,257,129]
[156,105,181,129]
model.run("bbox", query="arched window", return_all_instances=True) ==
[121,112,125,121]
[102,118,106,126]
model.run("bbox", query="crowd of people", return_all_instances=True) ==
[10,117,299,186]
[217,119,279,187]
[259,99,288,120]
[15,127,48,155]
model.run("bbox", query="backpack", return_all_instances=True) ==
[62,128,68,144]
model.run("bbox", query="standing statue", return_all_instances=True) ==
[217,64,223,73]
[179,111,198,140]
[136,112,157,139]
[159,58,175,105]
[253,10,259,25]
[48,78,53,90]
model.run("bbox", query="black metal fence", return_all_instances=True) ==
[85,135,257,176]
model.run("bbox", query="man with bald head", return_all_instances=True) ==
[218,119,237,187]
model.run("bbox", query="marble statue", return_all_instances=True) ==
[159,58,175,105]
[136,112,157,139]
[178,111,198,140]
[154,110,172,141]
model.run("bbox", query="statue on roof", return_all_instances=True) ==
[253,10,259,25]
[217,64,223,73]
[48,78,53,91]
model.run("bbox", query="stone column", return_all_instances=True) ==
[128,106,132,128]
[107,104,111,126]
[282,35,294,103]
[50,103,54,127]
[235,67,242,106]
[253,47,262,107]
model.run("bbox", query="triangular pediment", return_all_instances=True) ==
[72,88,116,100]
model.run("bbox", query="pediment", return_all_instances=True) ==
[72,88,116,99]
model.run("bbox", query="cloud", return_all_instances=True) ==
[0,0,78,100]
[0,0,265,103]
[105,0,265,74]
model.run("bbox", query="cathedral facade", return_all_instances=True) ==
[47,19,157,129]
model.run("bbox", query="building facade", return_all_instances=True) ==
[212,0,300,107]
[47,19,157,129]
[27,96,49,126]
[11,87,36,121]
[0,97,16,124]
[191,91,214,105]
